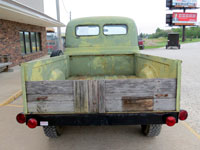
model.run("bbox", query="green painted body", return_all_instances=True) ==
[21,17,181,114]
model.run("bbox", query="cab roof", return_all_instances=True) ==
[67,16,135,27]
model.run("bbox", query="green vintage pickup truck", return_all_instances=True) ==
[16,16,188,138]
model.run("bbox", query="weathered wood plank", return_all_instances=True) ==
[27,94,73,102]
[105,78,176,84]
[106,93,155,99]
[88,80,98,113]
[105,97,153,112]
[74,81,81,113]
[153,98,176,111]
[105,78,176,94]
[26,81,73,95]
[74,80,89,113]
[82,81,89,113]
[28,101,74,113]
[106,92,176,100]
[99,80,105,113]
[106,98,176,112]
[105,99,122,112]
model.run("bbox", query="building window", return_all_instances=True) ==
[31,32,36,53]
[25,32,31,54]
[19,31,42,54]
[19,32,25,54]
[36,33,41,51]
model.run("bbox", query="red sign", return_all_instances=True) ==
[172,12,197,26]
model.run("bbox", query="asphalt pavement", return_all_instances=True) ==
[0,43,200,150]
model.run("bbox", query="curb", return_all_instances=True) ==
[0,90,22,107]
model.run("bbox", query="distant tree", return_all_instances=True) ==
[156,28,162,33]
[139,33,143,38]
[146,26,200,39]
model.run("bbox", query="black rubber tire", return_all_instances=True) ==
[43,126,63,138]
[50,50,63,57]
[139,46,144,50]
[141,124,162,137]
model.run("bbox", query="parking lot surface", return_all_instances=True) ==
[0,43,200,150]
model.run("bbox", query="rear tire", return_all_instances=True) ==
[50,50,63,57]
[141,124,162,137]
[43,126,63,138]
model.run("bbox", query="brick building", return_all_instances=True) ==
[0,0,64,66]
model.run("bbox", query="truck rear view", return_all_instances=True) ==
[16,17,188,138]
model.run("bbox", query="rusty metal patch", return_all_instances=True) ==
[37,96,48,101]
[122,96,153,111]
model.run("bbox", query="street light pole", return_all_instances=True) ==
[56,0,62,50]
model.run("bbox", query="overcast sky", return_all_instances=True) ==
[44,0,200,34]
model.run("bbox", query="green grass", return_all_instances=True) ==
[144,38,200,49]
[180,38,200,44]
[144,37,167,49]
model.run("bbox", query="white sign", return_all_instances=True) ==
[172,0,197,7]
[40,121,48,126]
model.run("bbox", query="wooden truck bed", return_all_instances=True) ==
[21,53,181,114]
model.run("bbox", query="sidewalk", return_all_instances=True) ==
[0,66,21,103]
[0,55,49,103]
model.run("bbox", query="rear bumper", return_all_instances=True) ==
[25,112,179,126]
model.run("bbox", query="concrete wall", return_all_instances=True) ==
[13,0,44,12]
[0,19,47,66]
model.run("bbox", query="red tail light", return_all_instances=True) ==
[166,116,176,126]
[179,110,188,121]
[27,118,38,128]
[16,113,26,124]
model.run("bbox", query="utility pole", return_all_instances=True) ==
[56,0,62,50]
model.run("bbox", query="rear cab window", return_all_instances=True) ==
[76,25,99,36]
[103,25,127,35]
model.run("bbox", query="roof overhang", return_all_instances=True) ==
[0,0,65,27]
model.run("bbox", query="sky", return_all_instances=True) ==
[44,0,200,34]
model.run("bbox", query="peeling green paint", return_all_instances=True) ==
[21,16,182,114]
[65,16,139,51]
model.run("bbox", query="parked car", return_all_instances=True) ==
[138,37,144,50]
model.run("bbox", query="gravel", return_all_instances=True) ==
[141,42,200,135]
